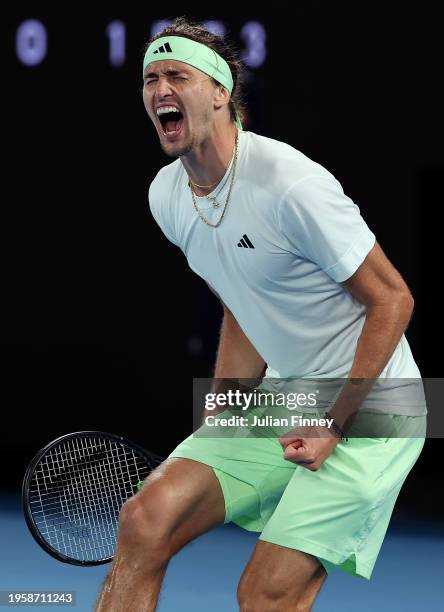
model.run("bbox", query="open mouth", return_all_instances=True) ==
[158,109,184,136]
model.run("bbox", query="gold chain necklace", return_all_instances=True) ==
[188,131,238,228]
[189,178,220,189]
[195,144,237,209]
[200,162,234,209]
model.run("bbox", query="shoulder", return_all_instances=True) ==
[241,130,337,194]
[148,159,183,246]
[148,158,183,208]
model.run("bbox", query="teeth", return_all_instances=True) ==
[156,105,181,116]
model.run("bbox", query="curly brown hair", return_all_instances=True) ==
[144,16,247,126]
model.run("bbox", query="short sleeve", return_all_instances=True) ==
[148,177,180,247]
[277,175,376,282]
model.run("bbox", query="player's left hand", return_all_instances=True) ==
[279,425,341,471]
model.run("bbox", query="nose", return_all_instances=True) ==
[154,75,174,101]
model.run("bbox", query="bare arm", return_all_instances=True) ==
[279,241,415,469]
[214,304,266,379]
[201,296,266,421]
[329,241,414,431]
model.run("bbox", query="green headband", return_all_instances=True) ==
[143,35,242,129]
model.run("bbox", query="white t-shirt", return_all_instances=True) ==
[148,130,426,416]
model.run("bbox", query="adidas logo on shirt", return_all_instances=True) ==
[153,42,173,54]
[237,234,255,248]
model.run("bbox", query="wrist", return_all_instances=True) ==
[324,411,349,442]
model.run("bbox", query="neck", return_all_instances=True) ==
[181,122,238,196]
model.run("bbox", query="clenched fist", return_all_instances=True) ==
[279,424,341,471]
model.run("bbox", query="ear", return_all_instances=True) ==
[213,85,230,111]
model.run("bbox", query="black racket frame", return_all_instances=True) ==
[22,430,163,566]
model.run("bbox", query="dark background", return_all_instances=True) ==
[1,4,442,519]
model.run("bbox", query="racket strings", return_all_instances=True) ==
[28,436,156,562]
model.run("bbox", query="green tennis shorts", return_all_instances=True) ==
[167,407,426,580]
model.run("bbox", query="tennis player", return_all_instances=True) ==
[96,17,427,611]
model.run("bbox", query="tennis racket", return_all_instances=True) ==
[22,431,163,566]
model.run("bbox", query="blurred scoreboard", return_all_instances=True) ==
[15,18,267,69]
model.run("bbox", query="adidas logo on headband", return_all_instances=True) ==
[153,42,173,54]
